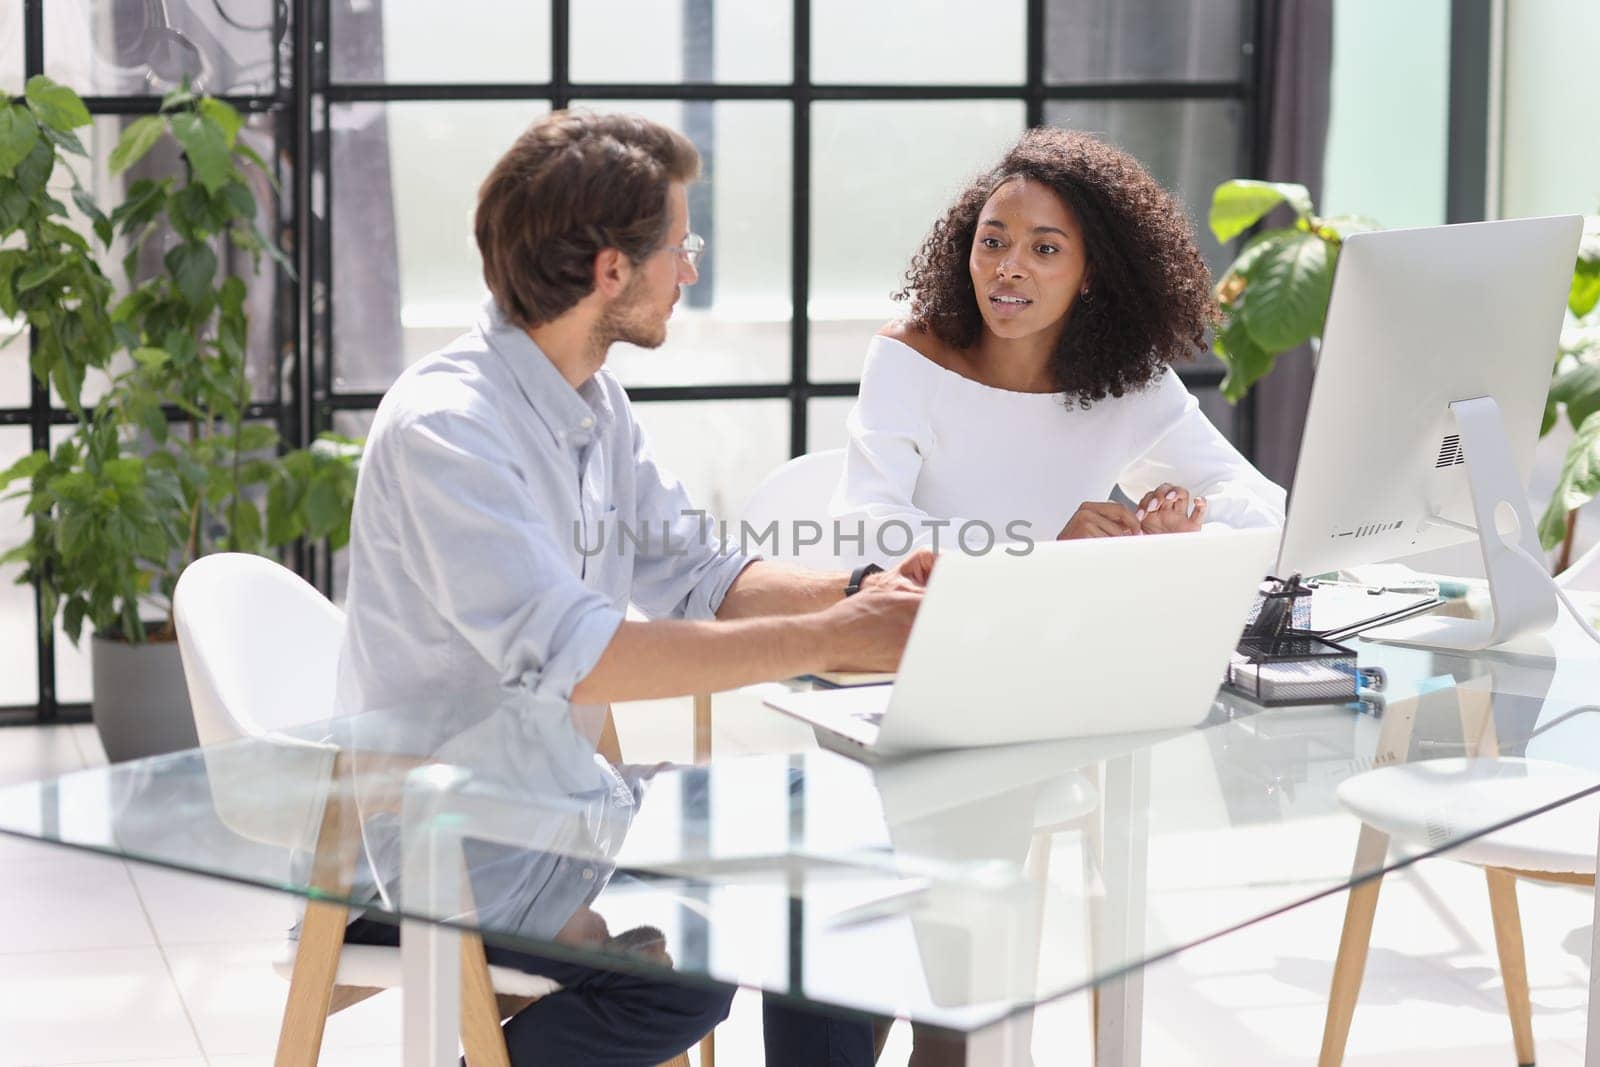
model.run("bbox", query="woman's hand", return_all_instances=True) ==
[1135,483,1207,534]
[1057,501,1142,539]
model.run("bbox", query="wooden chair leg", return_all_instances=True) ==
[1319,828,1391,1067]
[277,761,361,1067]
[697,1030,715,1066]
[327,985,383,1014]
[461,931,513,1067]
[1485,868,1536,1066]
[693,692,713,764]
[275,899,350,1067]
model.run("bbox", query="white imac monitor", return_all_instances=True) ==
[1276,215,1583,651]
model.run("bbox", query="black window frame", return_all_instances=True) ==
[4,0,1277,725]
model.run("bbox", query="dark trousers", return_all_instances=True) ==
[762,996,877,1066]
[344,915,730,1066]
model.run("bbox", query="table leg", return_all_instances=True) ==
[402,771,470,1067]
[1586,807,1600,1066]
[964,1008,1036,1066]
[1094,750,1150,1067]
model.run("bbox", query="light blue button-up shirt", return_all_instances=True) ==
[337,298,751,774]
[333,300,752,929]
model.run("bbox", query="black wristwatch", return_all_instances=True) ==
[844,563,883,597]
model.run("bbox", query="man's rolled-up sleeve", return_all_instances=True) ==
[626,418,754,621]
[391,411,624,703]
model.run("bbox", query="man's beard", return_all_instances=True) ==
[591,272,668,358]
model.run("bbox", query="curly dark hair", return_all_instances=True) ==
[897,126,1216,404]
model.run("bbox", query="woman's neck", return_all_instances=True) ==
[967,325,1064,394]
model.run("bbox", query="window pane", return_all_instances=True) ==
[810,101,1023,381]
[0,428,38,707]
[632,400,789,524]
[807,396,855,455]
[572,0,791,84]
[1044,99,1244,275]
[1044,0,1250,85]
[45,0,285,97]
[578,100,791,387]
[332,0,551,84]
[329,100,550,394]
[811,0,1024,85]
[0,0,21,93]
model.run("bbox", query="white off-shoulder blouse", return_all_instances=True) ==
[831,334,1286,565]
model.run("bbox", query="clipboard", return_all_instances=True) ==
[1244,578,1443,643]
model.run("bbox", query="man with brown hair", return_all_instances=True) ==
[336,111,925,1064]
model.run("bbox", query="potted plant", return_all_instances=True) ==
[1206,179,1600,572]
[0,78,359,760]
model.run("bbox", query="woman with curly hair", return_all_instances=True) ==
[832,127,1284,564]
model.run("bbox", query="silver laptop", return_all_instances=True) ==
[765,527,1279,760]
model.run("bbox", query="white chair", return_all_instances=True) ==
[174,553,689,1067]
[1318,676,1600,1067]
[738,448,854,571]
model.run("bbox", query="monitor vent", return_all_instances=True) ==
[1334,520,1406,541]
[1435,434,1466,468]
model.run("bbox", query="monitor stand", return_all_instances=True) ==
[1365,396,1558,652]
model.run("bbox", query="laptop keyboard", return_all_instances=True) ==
[852,710,885,726]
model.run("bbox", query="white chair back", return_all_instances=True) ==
[174,553,345,850]
[175,552,345,745]
[738,448,853,571]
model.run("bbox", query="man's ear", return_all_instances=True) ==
[593,248,633,299]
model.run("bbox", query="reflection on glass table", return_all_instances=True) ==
[3,642,1600,1063]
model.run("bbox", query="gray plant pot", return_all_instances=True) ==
[91,633,198,763]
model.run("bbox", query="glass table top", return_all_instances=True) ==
[2,636,1599,1034]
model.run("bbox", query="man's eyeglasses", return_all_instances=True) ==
[663,232,707,269]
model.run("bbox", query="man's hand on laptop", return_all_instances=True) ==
[815,588,923,672]
[862,547,937,592]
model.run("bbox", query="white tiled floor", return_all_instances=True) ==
[0,707,1594,1065]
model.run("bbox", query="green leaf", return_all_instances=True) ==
[266,477,302,545]
[108,115,167,175]
[50,353,84,416]
[1572,219,1600,318]
[131,346,171,370]
[41,124,87,157]
[1237,230,1335,353]
[221,180,256,221]
[198,98,244,147]
[1552,362,1600,432]
[1214,316,1277,403]
[24,76,92,132]
[1318,215,1382,240]
[0,181,28,231]
[16,258,68,293]
[1542,395,1560,438]
[0,450,48,489]
[0,103,41,178]
[165,241,217,309]
[229,495,263,552]
[170,112,232,193]
[235,141,278,190]
[230,425,281,454]
[1539,410,1600,550]
[1209,179,1315,244]
[13,137,52,195]
[70,184,113,246]
[304,473,344,538]
[110,177,168,233]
